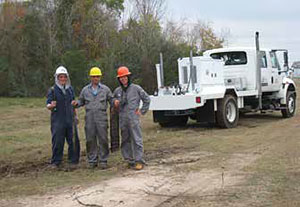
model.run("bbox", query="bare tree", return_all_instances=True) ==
[163,19,186,44]
[130,0,166,22]
[186,20,224,52]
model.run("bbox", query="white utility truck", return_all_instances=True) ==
[149,32,296,128]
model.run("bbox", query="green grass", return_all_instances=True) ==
[0,97,45,108]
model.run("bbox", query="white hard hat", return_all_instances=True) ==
[55,66,68,76]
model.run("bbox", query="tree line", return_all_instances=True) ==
[0,0,225,97]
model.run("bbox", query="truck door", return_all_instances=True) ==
[268,51,282,91]
[260,51,272,92]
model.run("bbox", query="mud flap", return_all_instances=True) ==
[196,100,215,123]
[110,107,120,152]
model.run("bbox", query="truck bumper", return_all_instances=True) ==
[150,94,204,111]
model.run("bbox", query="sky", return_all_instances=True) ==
[164,0,300,63]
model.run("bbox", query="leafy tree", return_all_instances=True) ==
[61,50,88,94]
[0,1,29,96]
[0,57,9,96]
[22,8,53,96]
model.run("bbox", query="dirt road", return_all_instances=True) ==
[2,108,300,206]
[1,151,260,207]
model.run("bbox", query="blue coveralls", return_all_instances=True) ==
[46,85,80,165]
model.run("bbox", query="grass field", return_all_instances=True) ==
[1,81,300,206]
[0,97,124,198]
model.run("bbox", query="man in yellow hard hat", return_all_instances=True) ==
[113,66,150,170]
[73,67,113,169]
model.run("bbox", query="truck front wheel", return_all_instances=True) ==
[281,91,296,118]
[216,95,239,128]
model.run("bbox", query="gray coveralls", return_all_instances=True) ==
[77,83,113,165]
[113,84,150,164]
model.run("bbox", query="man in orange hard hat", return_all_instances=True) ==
[113,66,150,170]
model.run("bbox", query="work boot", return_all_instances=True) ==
[126,158,135,169]
[99,162,108,170]
[89,163,97,169]
[48,163,60,170]
[135,163,144,171]
[67,163,78,171]
[127,162,135,169]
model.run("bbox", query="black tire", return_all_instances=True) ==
[281,91,296,118]
[216,95,239,128]
[159,122,173,127]
[159,116,188,128]
[176,116,188,127]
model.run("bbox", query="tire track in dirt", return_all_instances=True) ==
[148,152,261,207]
[0,149,263,207]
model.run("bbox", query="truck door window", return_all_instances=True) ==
[182,66,188,83]
[260,51,267,68]
[270,52,281,70]
[210,52,247,65]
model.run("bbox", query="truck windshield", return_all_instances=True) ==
[210,52,247,65]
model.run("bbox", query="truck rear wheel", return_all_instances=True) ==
[281,91,296,118]
[216,95,239,128]
[159,116,188,127]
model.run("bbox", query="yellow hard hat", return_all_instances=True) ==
[89,67,102,76]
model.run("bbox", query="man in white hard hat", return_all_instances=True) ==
[46,66,80,169]
[73,67,113,169]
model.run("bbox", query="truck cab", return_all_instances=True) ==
[204,48,284,93]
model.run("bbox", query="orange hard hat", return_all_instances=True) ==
[117,66,131,78]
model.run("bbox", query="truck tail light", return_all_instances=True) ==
[196,97,201,103]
